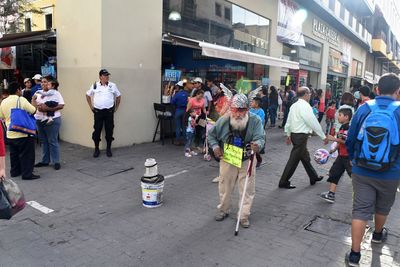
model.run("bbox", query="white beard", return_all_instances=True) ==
[230,113,249,131]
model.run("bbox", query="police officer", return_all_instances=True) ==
[86,69,121,157]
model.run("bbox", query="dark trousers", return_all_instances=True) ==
[318,112,324,123]
[92,108,114,146]
[279,133,319,186]
[327,156,352,185]
[8,137,35,178]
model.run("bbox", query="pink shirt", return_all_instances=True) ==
[188,97,205,115]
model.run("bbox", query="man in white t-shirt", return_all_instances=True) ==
[86,69,121,158]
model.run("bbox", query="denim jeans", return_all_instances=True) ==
[185,131,194,152]
[36,117,61,164]
[175,108,186,141]
[268,105,278,126]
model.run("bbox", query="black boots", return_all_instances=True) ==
[93,142,112,157]
[106,142,112,157]
[93,141,100,158]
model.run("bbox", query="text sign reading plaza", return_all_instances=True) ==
[312,19,340,47]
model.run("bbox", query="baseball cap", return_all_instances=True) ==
[231,93,248,108]
[99,69,110,76]
[24,78,31,83]
[32,74,42,80]
[176,81,185,87]
[193,77,203,83]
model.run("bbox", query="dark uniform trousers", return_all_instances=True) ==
[92,107,114,146]
[9,137,35,178]
[279,133,319,186]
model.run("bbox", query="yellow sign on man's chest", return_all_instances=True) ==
[223,143,243,168]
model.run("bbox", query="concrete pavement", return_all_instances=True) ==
[0,126,399,267]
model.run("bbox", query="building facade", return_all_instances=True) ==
[23,0,56,31]
[56,0,399,147]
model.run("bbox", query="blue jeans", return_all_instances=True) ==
[175,108,186,141]
[185,131,194,152]
[36,117,61,164]
[268,105,278,126]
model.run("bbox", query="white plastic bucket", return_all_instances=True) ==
[141,181,164,208]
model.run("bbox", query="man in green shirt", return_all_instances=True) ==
[208,94,265,228]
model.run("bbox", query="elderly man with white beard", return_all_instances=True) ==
[208,94,265,228]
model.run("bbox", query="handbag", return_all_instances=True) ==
[0,182,12,220]
[2,178,25,216]
[9,97,37,135]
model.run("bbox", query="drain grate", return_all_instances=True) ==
[304,216,352,239]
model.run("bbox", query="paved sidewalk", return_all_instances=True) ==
[0,127,399,267]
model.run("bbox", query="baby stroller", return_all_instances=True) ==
[203,117,215,161]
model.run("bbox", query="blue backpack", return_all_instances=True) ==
[355,100,400,171]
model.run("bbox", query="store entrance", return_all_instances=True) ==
[327,74,346,98]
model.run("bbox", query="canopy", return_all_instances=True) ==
[0,30,56,48]
[163,34,299,69]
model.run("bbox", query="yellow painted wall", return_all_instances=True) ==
[24,0,56,31]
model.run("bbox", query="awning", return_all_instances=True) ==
[0,30,56,48]
[199,42,299,70]
[163,33,299,69]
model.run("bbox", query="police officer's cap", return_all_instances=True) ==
[99,69,110,76]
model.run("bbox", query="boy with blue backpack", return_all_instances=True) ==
[345,73,400,267]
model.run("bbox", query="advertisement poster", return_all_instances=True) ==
[0,47,16,69]
[277,0,305,46]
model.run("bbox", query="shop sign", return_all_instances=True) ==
[262,77,270,86]
[164,69,182,82]
[277,0,305,46]
[312,19,340,47]
[0,46,16,69]
[364,71,374,81]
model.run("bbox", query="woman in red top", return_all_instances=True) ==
[186,90,207,150]
[186,89,206,115]
[0,124,6,180]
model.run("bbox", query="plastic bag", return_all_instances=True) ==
[0,183,12,220]
[2,178,25,216]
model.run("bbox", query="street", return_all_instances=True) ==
[1,126,399,267]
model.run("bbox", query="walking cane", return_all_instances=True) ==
[235,150,255,236]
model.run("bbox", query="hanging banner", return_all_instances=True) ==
[0,47,16,69]
[277,0,305,46]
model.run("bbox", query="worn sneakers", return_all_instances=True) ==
[371,227,388,244]
[320,191,335,203]
[345,250,361,267]
[240,218,250,228]
[215,211,229,221]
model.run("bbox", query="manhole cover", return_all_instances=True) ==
[305,216,352,239]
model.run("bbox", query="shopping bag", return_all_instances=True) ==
[2,178,26,216]
[0,183,12,220]
[9,97,36,135]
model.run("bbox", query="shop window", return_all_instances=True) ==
[329,0,335,12]
[24,18,31,32]
[45,14,52,29]
[348,14,353,27]
[225,7,231,20]
[351,59,363,77]
[163,0,270,56]
[339,4,345,20]
[215,3,222,17]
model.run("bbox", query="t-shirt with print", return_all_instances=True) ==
[337,123,349,157]
[188,97,205,115]
[186,117,196,133]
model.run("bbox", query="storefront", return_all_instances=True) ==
[281,35,323,88]
[162,0,298,98]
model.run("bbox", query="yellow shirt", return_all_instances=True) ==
[0,95,36,139]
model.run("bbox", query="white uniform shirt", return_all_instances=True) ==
[86,81,121,109]
[284,98,326,140]
[34,90,65,121]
